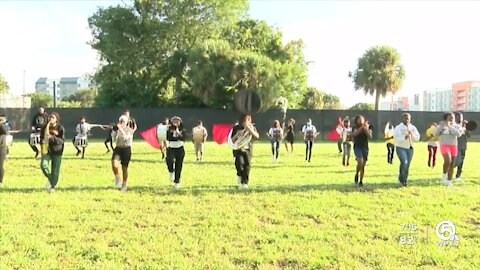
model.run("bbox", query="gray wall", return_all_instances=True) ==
[3,108,480,141]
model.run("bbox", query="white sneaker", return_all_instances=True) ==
[44,181,52,190]
[445,180,454,187]
[455,177,464,183]
[242,184,249,189]
[174,183,180,189]
[237,176,241,185]
[120,184,127,191]
[169,172,175,182]
[114,176,121,188]
[48,188,56,193]
[440,174,447,183]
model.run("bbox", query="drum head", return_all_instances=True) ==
[234,89,262,114]
[466,120,477,131]
[156,124,167,141]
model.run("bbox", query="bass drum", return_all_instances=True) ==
[156,124,168,142]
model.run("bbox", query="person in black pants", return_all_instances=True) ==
[166,116,186,189]
[104,123,115,153]
[30,106,48,159]
[284,118,295,155]
[0,115,9,187]
[230,114,260,189]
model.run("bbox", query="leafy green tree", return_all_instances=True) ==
[89,0,248,107]
[26,92,53,108]
[322,93,341,109]
[349,45,405,110]
[300,87,324,109]
[64,88,97,108]
[57,101,82,108]
[0,74,9,94]
[349,102,374,111]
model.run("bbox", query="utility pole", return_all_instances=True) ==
[53,81,57,108]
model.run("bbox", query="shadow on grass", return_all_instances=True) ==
[0,178,446,195]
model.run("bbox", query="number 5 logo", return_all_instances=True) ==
[436,221,458,241]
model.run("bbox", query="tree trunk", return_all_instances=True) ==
[374,89,382,111]
[175,73,182,98]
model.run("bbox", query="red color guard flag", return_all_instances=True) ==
[212,123,233,144]
[327,117,343,141]
[140,125,161,150]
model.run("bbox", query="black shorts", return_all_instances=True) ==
[112,146,132,167]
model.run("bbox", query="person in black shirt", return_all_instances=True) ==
[230,114,260,189]
[352,115,372,188]
[166,116,186,189]
[284,118,295,155]
[40,112,65,193]
[30,106,49,159]
[104,123,115,153]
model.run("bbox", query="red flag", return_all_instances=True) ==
[327,117,343,141]
[212,123,232,144]
[140,125,161,150]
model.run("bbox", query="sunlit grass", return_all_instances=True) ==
[0,140,479,269]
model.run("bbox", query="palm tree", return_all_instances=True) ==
[349,45,405,111]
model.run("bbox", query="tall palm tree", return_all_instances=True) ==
[349,46,405,111]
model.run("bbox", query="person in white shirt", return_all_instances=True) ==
[268,120,284,162]
[72,116,91,159]
[301,119,318,162]
[393,113,420,187]
[341,119,353,166]
[192,120,208,162]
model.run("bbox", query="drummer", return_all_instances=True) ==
[192,120,208,162]
[30,106,48,159]
[72,116,91,159]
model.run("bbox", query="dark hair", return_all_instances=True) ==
[239,114,250,124]
[80,116,86,120]
[198,120,203,125]
[343,119,350,124]
[443,112,454,121]
[49,112,60,122]
[354,115,364,127]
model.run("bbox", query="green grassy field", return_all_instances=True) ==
[0,140,479,269]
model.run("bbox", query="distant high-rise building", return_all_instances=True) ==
[423,88,452,112]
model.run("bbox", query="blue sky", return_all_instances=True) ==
[1,0,480,107]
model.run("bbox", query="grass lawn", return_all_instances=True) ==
[0,140,479,269]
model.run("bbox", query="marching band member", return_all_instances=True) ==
[166,116,186,189]
[341,118,352,166]
[112,115,134,191]
[104,123,115,153]
[192,120,208,162]
[454,111,470,182]
[30,106,48,159]
[434,112,463,187]
[268,120,283,162]
[301,119,317,162]
[40,112,65,193]
[160,117,169,160]
[284,118,295,155]
[72,116,91,159]
[0,115,9,187]
[384,122,395,164]
[352,115,372,188]
[394,113,420,187]
[336,119,344,155]
[123,110,137,133]
[426,122,439,168]
[231,114,259,189]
